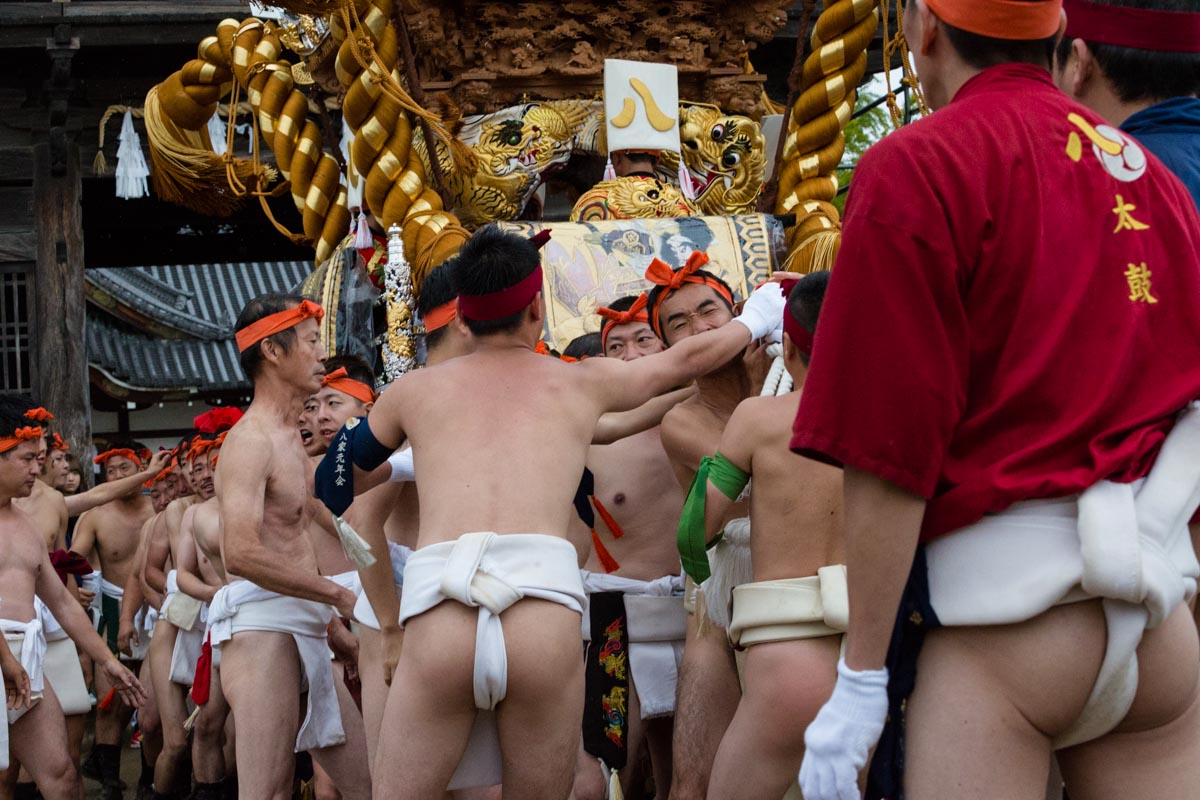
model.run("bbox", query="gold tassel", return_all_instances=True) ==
[609,768,624,800]
[182,705,201,731]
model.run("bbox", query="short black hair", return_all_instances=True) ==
[601,294,642,314]
[417,260,458,350]
[323,355,375,389]
[787,271,830,365]
[915,0,1058,70]
[563,332,603,359]
[645,268,736,341]
[0,394,34,455]
[1055,0,1200,103]
[235,293,306,380]
[451,224,541,337]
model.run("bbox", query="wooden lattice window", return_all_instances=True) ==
[0,268,32,394]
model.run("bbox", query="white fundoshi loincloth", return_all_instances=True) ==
[400,532,586,789]
[207,580,344,752]
[1,617,44,724]
[580,572,687,719]
[926,400,1200,749]
[35,599,91,715]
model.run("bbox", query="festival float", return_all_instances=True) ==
[138,0,913,378]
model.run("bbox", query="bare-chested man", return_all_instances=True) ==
[0,396,147,799]
[644,252,759,800]
[215,295,366,800]
[315,225,785,798]
[141,426,228,800]
[690,272,843,799]
[69,444,159,797]
[574,294,687,799]
[175,438,238,800]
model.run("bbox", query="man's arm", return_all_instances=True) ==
[67,511,97,565]
[591,386,696,445]
[117,555,147,656]
[841,466,926,671]
[64,450,171,518]
[342,482,404,681]
[143,512,172,597]
[35,544,147,707]
[701,402,756,543]
[175,525,216,604]
[219,427,355,615]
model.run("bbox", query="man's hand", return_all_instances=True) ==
[798,657,889,800]
[333,586,358,622]
[328,618,359,667]
[742,338,773,393]
[100,657,149,709]
[145,449,172,474]
[731,281,786,341]
[117,619,138,657]
[77,587,95,609]
[381,625,404,686]
[2,658,31,711]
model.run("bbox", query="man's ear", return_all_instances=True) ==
[531,290,546,324]
[915,0,939,57]
[259,337,283,365]
[363,401,375,414]
[1070,38,1096,99]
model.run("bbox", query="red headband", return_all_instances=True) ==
[321,367,378,404]
[24,408,54,423]
[457,266,544,321]
[234,300,324,353]
[0,426,44,454]
[926,0,1062,40]
[423,300,457,333]
[645,251,735,335]
[94,448,143,468]
[1064,0,1200,53]
[51,433,69,452]
[597,294,651,350]
[779,279,814,359]
[194,407,243,434]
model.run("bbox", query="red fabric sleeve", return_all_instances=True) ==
[790,142,970,499]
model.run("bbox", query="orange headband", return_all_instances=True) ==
[94,448,143,468]
[24,408,54,423]
[0,426,44,455]
[597,294,651,350]
[321,367,378,404]
[51,433,69,451]
[925,0,1062,40]
[144,464,174,489]
[645,251,734,336]
[423,300,457,334]
[234,300,325,353]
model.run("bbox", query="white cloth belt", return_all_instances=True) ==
[926,400,1200,749]
[83,571,101,628]
[207,580,343,751]
[580,571,686,719]
[399,533,586,711]
[99,577,124,599]
[327,570,361,595]
[727,567,849,648]
[353,542,413,632]
[161,570,203,631]
[0,618,45,694]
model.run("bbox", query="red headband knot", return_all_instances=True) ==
[24,408,54,423]
[321,367,378,404]
[644,250,734,335]
[926,0,1062,40]
[422,300,457,334]
[0,426,44,454]
[457,266,544,322]
[597,294,651,350]
[234,300,324,353]
[94,448,143,468]
[1064,0,1200,53]
[51,433,69,452]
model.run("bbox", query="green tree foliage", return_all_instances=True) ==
[833,76,900,212]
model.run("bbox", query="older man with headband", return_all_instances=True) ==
[791,1,1200,799]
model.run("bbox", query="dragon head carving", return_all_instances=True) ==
[669,106,766,216]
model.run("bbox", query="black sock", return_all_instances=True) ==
[95,743,123,788]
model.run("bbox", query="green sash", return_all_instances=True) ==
[676,452,750,583]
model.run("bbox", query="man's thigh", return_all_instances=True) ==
[9,687,74,788]
[670,617,740,794]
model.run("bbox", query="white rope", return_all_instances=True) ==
[760,344,793,397]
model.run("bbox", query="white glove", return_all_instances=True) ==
[388,448,415,483]
[731,282,786,342]
[798,656,889,800]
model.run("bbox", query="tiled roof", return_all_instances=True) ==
[86,262,313,393]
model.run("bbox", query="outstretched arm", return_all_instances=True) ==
[65,450,171,518]
[591,386,696,445]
